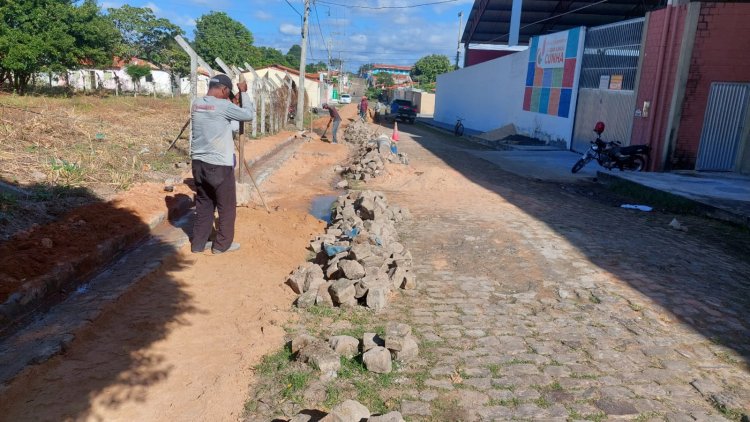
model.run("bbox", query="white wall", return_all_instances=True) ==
[434,30,585,148]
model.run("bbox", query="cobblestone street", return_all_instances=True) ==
[372,124,750,420]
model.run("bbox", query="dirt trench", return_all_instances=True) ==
[0,105,360,422]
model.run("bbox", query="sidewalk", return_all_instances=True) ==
[598,170,750,227]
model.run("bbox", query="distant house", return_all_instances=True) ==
[39,57,175,95]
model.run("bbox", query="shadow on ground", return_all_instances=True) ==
[0,178,197,421]
[388,122,750,367]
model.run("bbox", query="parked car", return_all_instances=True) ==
[388,99,418,124]
[340,94,352,104]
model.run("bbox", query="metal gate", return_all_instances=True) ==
[696,82,750,171]
[571,18,645,152]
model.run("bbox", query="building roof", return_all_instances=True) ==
[462,0,666,45]
[112,57,159,70]
[372,64,413,71]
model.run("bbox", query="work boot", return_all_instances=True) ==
[212,242,240,254]
[191,241,212,253]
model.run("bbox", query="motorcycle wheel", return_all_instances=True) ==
[571,158,587,173]
[628,156,646,172]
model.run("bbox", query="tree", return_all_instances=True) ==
[107,5,187,94]
[194,12,254,66]
[285,44,301,69]
[306,61,327,73]
[0,0,119,93]
[411,54,452,85]
[248,46,289,68]
[125,64,151,93]
[375,72,395,88]
[358,63,374,76]
[107,5,183,65]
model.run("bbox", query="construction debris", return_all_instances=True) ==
[291,323,419,378]
[285,190,413,311]
[341,121,409,183]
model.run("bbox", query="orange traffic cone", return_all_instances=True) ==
[391,121,399,142]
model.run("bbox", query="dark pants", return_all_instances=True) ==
[332,119,340,143]
[191,160,236,252]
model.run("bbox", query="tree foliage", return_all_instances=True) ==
[375,72,395,88]
[125,64,152,92]
[285,44,301,69]
[358,63,374,76]
[0,0,120,93]
[306,61,327,73]
[411,54,452,85]
[194,12,254,67]
[107,5,183,65]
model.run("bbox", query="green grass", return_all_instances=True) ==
[487,363,503,377]
[568,408,607,422]
[255,344,294,376]
[589,293,602,304]
[534,396,552,408]
[570,372,599,380]
[503,358,534,366]
[281,370,312,403]
[323,384,343,410]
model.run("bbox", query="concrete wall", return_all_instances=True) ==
[674,2,750,170]
[244,68,322,107]
[435,33,584,148]
[47,69,174,95]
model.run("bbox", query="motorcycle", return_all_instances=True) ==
[288,104,296,122]
[571,121,651,173]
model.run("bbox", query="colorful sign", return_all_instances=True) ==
[523,27,582,118]
[609,74,623,90]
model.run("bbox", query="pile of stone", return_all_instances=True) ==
[343,120,377,145]
[341,134,409,183]
[286,190,414,311]
[291,322,419,380]
[288,400,405,422]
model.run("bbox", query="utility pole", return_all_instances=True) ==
[295,0,310,130]
[455,11,463,69]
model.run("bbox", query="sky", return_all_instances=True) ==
[98,0,475,72]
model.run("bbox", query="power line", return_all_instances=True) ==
[284,0,303,18]
[317,0,457,10]
[312,1,332,61]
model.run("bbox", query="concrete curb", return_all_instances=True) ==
[0,132,304,387]
[596,171,750,228]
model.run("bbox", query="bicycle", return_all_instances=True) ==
[454,117,465,137]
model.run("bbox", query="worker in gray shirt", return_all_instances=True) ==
[190,74,255,254]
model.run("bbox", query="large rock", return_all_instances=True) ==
[385,322,413,352]
[304,265,326,292]
[286,263,313,294]
[389,267,407,290]
[329,335,360,359]
[339,259,366,280]
[320,400,370,422]
[298,342,341,375]
[357,196,376,220]
[391,336,419,362]
[365,285,388,312]
[370,412,406,422]
[362,333,385,352]
[316,281,334,307]
[363,346,392,373]
[329,279,357,307]
[350,243,374,261]
[292,333,319,354]
[401,270,417,290]
[296,290,317,309]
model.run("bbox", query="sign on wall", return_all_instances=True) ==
[523,27,583,118]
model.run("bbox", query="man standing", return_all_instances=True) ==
[322,103,341,144]
[359,96,368,122]
[190,74,255,254]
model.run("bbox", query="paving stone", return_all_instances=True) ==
[368,411,405,422]
[400,400,430,417]
[424,378,454,390]
[462,377,492,390]
[419,390,439,401]
[321,399,370,422]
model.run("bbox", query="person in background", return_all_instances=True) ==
[190,74,255,255]
[322,103,341,144]
[359,96,369,122]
